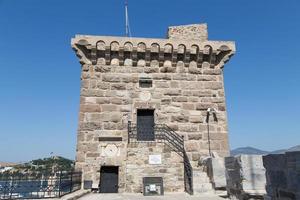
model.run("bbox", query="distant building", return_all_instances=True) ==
[0,167,14,173]
[71,24,235,194]
[0,162,17,173]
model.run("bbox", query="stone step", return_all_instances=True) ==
[214,189,228,197]
[192,169,214,194]
[193,183,214,194]
[193,171,211,182]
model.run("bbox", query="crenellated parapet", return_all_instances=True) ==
[71,35,235,69]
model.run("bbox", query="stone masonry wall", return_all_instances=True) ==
[126,143,184,193]
[168,23,208,41]
[75,61,229,190]
[72,24,235,193]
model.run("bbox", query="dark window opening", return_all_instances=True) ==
[177,53,184,61]
[137,52,145,60]
[190,54,197,62]
[111,51,118,59]
[150,52,159,60]
[139,77,152,88]
[137,109,155,141]
[124,51,131,60]
[164,53,172,61]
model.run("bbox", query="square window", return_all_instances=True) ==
[139,78,152,88]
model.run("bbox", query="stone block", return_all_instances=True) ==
[182,103,195,110]
[111,83,126,90]
[196,103,213,111]
[163,106,181,113]
[122,75,138,83]
[167,24,208,41]
[164,89,181,96]
[101,104,118,111]
[203,69,222,75]
[94,97,109,104]
[206,156,227,188]
[189,115,202,123]
[110,112,122,122]
[172,74,196,81]
[203,82,223,90]
[110,97,123,105]
[197,75,217,81]
[188,133,202,140]
[171,115,188,122]
[188,64,202,74]
[185,141,199,152]
[152,73,172,80]
[102,74,121,82]
[225,155,266,198]
[178,125,198,132]
[154,81,170,88]
[172,96,188,102]
[80,104,101,112]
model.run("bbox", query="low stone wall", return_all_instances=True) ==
[225,155,266,199]
[263,151,300,200]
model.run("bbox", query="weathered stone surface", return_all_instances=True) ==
[111,83,126,90]
[203,82,223,90]
[185,141,199,152]
[205,156,227,188]
[72,23,235,194]
[225,155,266,199]
[101,104,118,111]
[102,74,121,82]
[167,24,208,41]
[182,103,195,110]
[263,151,300,200]
[196,103,213,111]
[164,89,181,96]
[188,134,202,140]
[171,115,188,122]
[80,104,101,112]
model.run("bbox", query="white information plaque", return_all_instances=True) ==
[149,155,162,165]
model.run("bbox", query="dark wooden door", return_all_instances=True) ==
[99,166,118,193]
[137,109,154,141]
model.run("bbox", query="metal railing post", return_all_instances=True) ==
[127,120,131,144]
[58,171,62,197]
[70,171,73,193]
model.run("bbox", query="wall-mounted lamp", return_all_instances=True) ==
[206,108,218,123]
[206,108,218,157]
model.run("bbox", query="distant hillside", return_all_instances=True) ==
[1,156,74,174]
[271,145,300,154]
[0,162,17,167]
[231,145,300,156]
[231,147,269,156]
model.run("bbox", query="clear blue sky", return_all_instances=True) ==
[0,0,299,162]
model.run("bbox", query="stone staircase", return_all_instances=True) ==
[193,168,214,194]
[127,123,221,196]
[192,160,228,198]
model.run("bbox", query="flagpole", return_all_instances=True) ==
[125,0,129,37]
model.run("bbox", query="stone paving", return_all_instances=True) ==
[78,193,226,200]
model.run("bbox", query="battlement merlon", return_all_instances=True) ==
[167,23,208,41]
[71,25,235,69]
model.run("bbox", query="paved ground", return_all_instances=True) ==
[78,193,226,200]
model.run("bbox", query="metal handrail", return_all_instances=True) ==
[127,122,193,195]
[0,171,82,199]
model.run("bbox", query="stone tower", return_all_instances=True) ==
[71,24,235,194]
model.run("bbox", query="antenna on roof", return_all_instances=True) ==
[125,0,131,37]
